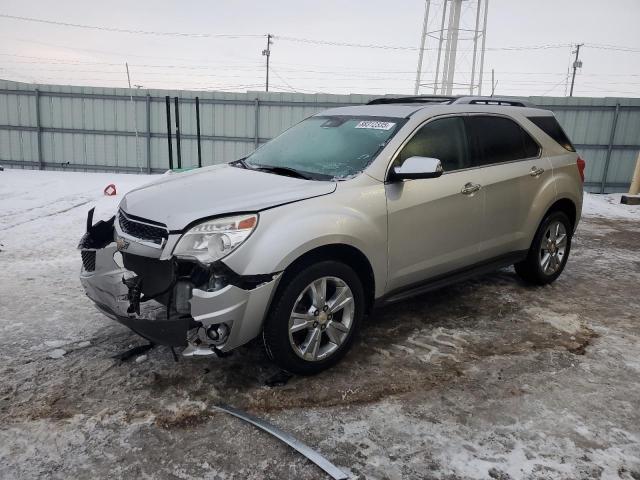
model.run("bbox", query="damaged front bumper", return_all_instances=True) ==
[78,210,281,354]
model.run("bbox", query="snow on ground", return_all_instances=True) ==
[582,192,640,220]
[1,168,640,480]
[0,168,153,233]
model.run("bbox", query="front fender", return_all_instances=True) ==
[223,178,388,297]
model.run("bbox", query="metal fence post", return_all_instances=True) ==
[195,96,202,168]
[35,88,44,170]
[601,102,620,194]
[165,96,173,170]
[145,94,151,174]
[174,96,182,169]
[254,98,260,149]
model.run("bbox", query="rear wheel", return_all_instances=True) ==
[263,260,364,375]
[515,211,572,285]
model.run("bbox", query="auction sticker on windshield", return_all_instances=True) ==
[355,121,396,130]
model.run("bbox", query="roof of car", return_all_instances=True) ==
[317,99,554,120]
[316,104,428,118]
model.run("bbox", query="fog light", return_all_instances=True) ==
[206,323,230,345]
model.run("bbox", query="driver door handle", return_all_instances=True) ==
[530,166,545,177]
[461,182,481,195]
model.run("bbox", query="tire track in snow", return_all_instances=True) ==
[0,198,95,232]
[0,189,98,220]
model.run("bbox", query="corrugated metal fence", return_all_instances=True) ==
[1,79,639,193]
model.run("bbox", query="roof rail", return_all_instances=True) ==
[366,95,457,105]
[451,96,535,107]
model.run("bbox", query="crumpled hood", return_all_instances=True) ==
[119,164,336,231]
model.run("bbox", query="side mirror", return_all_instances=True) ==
[391,156,443,180]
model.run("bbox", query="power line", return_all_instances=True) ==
[276,35,572,52]
[3,13,640,56]
[0,13,262,38]
[15,63,638,84]
[271,68,299,92]
[0,34,262,64]
[6,60,640,85]
[275,35,419,51]
[584,43,640,53]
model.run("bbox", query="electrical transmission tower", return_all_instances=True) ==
[414,0,489,95]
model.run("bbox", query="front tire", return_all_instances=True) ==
[263,260,364,375]
[515,211,572,285]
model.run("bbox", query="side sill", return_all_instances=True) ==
[376,250,528,307]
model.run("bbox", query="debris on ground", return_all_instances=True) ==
[265,370,294,387]
[112,343,155,361]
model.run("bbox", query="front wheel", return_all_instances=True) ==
[515,211,572,285]
[262,260,364,375]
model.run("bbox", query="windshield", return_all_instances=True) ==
[245,115,404,180]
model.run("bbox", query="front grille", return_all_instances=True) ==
[81,250,96,271]
[118,210,168,245]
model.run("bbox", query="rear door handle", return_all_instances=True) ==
[461,182,481,195]
[530,166,545,177]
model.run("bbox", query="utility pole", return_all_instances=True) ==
[569,43,583,97]
[262,34,273,92]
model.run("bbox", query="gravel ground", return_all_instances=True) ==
[1,169,639,479]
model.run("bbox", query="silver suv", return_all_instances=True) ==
[79,96,584,374]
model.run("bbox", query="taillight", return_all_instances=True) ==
[577,157,586,183]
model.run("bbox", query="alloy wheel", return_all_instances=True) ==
[288,276,355,362]
[539,220,568,275]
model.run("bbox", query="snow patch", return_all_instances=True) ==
[48,348,66,359]
[582,192,640,221]
[525,307,583,334]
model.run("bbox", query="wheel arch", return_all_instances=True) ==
[273,243,376,315]
[544,197,577,231]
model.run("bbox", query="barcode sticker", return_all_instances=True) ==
[355,121,396,130]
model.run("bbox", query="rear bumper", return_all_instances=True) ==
[80,244,281,351]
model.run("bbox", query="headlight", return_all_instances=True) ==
[173,214,258,264]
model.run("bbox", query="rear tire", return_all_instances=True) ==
[515,211,572,285]
[262,260,364,375]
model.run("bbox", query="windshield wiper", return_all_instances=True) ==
[253,165,312,180]
[230,158,250,169]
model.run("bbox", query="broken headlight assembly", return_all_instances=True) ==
[173,214,258,264]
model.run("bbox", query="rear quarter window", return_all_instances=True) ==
[527,116,576,152]
[467,116,540,166]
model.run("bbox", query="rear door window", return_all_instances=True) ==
[467,116,540,166]
[396,116,470,172]
[527,115,576,152]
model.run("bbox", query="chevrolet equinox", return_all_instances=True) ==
[79,95,584,374]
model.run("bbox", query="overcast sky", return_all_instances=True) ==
[1,0,639,97]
